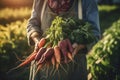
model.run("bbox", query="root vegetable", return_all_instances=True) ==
[7,52,36,73]
[54,46,61,64]
[35,47,46,61]
[38,38,46,48]
[37,47,54,65]
[58,40,68,63]
[66,39,74,53]
[54,46,61,69]
[51,55,56,66]
[67,52,73,61]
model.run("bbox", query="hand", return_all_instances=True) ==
[72,43,86,57]
[31,32,41,52]
[34,40,39,52]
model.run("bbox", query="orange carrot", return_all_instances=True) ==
[53,46,68,75]
[38,38,46,48]
[54,46,61,64]
[37,47,54,65]
[17,53,36,68]
[35,47,46,61]
[7,52,36,73]
[66,39,74,53]
[54,46,61,69]
[51,55,56,66]
[67,52,73,61]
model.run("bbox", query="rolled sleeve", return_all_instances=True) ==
[85,0,101,38]
[83,0,101,51]
[27,25,42,46]
[27,0,43,46]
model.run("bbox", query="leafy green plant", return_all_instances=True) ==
[45,16,96,45]
[0,20,31,73]
[0,7,31,20]
[0,7,32,80]
[87,19,120,80]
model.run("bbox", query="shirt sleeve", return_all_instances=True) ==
[82,0,101,51]
[84,0,101,38]
[26,0,43,46]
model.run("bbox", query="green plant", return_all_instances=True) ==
[0,7,31,20]
[0,7,32,80]
[0,20,31,73]
[87,19,120,80]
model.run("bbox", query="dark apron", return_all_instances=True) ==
[30,53,87,80]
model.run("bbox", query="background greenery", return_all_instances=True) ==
[87,5,120,80]
[0,1,120,80]
[87,19,120,80]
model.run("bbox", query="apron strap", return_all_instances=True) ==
[78,0,82,19]
[41,0,47,21]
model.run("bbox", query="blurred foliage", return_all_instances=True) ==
[87,19,120,80]
[0,0,33,8]
[0,20,32,79]
[98,5,118,12]
[98,5,120,33]
[0,7,31,20]
[0,8,32,80]
[0,20,29,55]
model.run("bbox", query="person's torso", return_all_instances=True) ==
[41,0,79,32]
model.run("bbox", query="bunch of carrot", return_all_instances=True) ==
[8,16,95,76]
[34,37,74,75]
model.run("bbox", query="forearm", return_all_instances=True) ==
[85,0,101,39]
[77,0,101,52]
[27,0,43,46]
[27,18,43,46]
[30,32,41,43]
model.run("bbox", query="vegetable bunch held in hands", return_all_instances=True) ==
[8,16,95,77]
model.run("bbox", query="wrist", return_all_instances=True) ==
[31,32,41,43]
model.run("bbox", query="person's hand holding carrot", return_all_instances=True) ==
[72,43,86,57]
[31,32,41,52]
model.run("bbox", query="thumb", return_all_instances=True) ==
[72,43,86,57]
[72,43,79,57]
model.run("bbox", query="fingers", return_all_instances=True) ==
[72,43,86,57]
[72,45,79,57]
[30,32,41,52]
[72,43,78,49]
